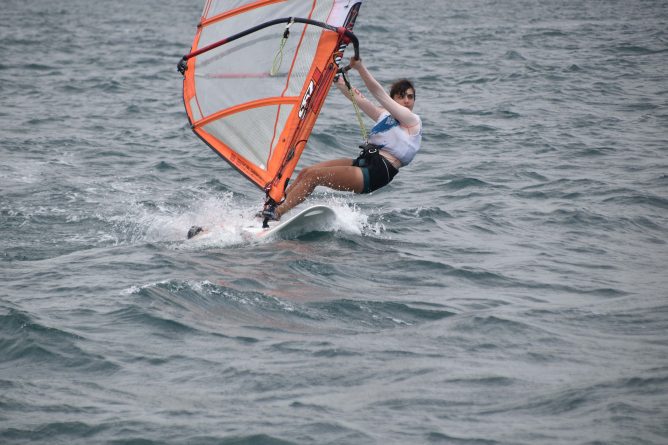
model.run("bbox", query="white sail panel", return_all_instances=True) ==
[202,105,294,169]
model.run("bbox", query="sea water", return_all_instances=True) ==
[1,0,667,443]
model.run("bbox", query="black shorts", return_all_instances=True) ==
[352,151,399,194]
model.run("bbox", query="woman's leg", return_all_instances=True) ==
[283,158,353,196]
[276,159,364,218]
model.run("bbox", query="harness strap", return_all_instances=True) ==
[358,142,382,158]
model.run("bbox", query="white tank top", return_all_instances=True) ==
[367,112,422,166]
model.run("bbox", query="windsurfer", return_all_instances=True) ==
[262,58,422,221]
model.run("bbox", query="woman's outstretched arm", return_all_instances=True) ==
[351,59,420,127]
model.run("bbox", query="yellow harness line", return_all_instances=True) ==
[341,69,368,143]
[271,18,295,77]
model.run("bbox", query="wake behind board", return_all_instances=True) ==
[186,205,337,241]
[243,205,337,240]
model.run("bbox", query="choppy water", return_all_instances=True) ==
[2,0,667,444]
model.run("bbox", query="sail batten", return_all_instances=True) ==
[181,0,363,202]
[192,96,299,129]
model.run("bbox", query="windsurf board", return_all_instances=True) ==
[186,205,337,241]
[243,205,337,240]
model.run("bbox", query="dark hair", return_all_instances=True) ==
[389,79,416,100]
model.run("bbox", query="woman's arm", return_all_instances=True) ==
[351,59,420,128]
[335,76,384,121]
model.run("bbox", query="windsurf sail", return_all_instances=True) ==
[179,0,363,205]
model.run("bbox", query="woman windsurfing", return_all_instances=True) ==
[260,57,423,221]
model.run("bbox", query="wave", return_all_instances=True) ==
[0,306,119,374]
[123,280,455,335]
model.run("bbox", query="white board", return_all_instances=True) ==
[186,205,337,241]
[243,205,337,240]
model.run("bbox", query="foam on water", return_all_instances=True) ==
[116,191,388,248]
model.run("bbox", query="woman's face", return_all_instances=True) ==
[392,89,415,111]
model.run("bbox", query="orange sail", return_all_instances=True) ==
[180,0,363,204]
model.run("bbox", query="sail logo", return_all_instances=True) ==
[298,80,315,119]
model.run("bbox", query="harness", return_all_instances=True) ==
[358,142,383,159]
[356,142,394,190]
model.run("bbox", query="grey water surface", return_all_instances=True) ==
[2,0,667,444]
